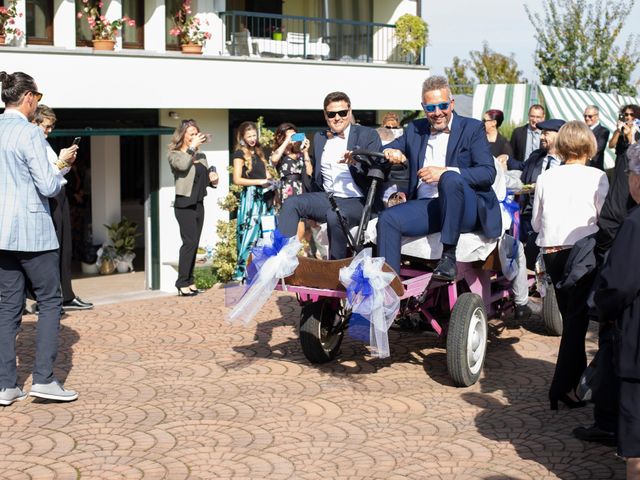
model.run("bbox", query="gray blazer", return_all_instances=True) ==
[168,150,209,197]
[0,111,64,252]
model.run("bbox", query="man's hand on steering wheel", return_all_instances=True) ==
[383,148,407,165]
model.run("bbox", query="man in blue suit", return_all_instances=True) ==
[378,75,502,281]
[277,91,382,259]
[0,71,78,406]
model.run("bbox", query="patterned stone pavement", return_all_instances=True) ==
[1,287,624,479]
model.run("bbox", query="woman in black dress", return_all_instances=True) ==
[483,109,513,166]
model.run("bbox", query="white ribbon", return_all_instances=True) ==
[339,248,400,358]
[227,235,301,326]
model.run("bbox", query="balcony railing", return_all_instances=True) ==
[219,11,421,65]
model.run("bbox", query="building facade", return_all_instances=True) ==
[2,0,429,291]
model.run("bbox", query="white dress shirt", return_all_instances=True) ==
[416,118,459,199]
[525,127,541,159]
[540,154,561,171]
[321,125,363,198]
[532,164,609,247]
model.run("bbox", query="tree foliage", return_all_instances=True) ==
[525,0,640,95]
[445,42,525,94]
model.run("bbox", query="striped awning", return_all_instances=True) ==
[539,85,640,169]
[472,84,533,126]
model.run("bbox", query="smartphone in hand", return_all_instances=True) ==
[291,133,305,142]
[202,133,212,143]
[72,137,82,146]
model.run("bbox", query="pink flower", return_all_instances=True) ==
[98,1,103,6]
[77,12,83,18]
[128,19,135,27]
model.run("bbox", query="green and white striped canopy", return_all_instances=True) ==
[473,83,640,169]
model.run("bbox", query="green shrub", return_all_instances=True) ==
[499,121,518,142]
[194,266,218,290]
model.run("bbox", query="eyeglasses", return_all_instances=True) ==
[624,112,635,117]
[325,109,349,119]
[583,114,596,119]
[482,119,495,123]
[31,91,43,102]
[421,101,451,113]
[384,125,399,129]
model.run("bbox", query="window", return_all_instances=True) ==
[26,0,53,45]
[76,0,143,48]
[122,0,143,49]
[165,0,180,50]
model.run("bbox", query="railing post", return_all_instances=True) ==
[367,24,372,62]
[302,17,307,58]
[231,12,236,55]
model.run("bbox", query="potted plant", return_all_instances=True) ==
[104,217,141,273]
[169,0,211,54]
[271,26,284,41]
[0,0,23,45]
[77,0,136,51]
[394,13,428,64]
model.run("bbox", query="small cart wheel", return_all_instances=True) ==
[543,281,563,337]
[299,299,346,364]
[446,293,488,387]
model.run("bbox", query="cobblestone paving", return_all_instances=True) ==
[1,287,624,479]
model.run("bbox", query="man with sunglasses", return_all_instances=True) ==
[378,75,502,281]
[277,91,382,259]
[0,71,78,406]
[583,105,610,171]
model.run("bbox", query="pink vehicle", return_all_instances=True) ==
[272,150,560,387]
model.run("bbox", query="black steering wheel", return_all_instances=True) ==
[350,149,389,169]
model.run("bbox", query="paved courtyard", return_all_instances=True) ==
[1,286,624,479]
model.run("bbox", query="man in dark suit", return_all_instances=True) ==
[510,104,546,163]
[277,91,382,259]
[590,144,640,475]
[583,105,610,171]
[377,75,502,281]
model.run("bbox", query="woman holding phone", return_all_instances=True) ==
[270,122,312,203]
[168,119,218,296]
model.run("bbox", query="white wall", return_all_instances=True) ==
[158,109,230,291]
[2,50,429,111]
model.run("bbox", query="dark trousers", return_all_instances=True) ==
[593,322,619,433]
[544,250,595,400]
[0,249,61,388]
[50,188,75,302]
[174,203,204,288]
[619,378,640,457]
[377,172,479,273]
[277,192,365,260]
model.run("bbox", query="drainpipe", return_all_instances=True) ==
[323,0,329,39]
[417,0,427,66]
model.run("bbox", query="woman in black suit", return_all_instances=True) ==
[168,119,218,296]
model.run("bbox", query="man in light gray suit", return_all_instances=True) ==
[0,71,78,406]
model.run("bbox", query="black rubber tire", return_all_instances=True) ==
[299,299,346,364]
[446,293,488,387]
[543,282,563,337]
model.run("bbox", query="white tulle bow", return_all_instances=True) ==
[339,248,400,358]
[228,232,301,326]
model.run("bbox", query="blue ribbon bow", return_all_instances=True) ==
[346,263,373,303]
[501,193,521,267]
[246,228,288,284]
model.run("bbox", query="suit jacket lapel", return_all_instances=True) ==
[445,114,462,166]
[314,132,328,189]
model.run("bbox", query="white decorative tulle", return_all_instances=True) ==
[227,236,301,326]
[339,248,400,359]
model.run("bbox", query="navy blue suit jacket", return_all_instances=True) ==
[309,124,383,208]
[384,114,502,239]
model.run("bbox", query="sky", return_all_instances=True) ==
[422,0,640,89]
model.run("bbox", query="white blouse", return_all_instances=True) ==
[532,163,609,247]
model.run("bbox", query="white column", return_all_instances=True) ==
[104,0,123,49]
[144,0,165,52]
[12,0,26,47]
[53,0,77,49]
[91,136,121,245]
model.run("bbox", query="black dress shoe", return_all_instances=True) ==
[62,297,94,310]
[514,303,532,322]
[432,256,457,282]
[573,424,617,446]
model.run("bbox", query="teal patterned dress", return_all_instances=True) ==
[233,151,275,280]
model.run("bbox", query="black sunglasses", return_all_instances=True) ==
[326,109,349,119]
[583,114,596,119]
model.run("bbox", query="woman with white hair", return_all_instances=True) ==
[531,120,609,410]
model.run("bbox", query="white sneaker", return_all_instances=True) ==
[0,387,28,406]
[30,380,78,402]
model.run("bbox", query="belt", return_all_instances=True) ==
[282,173,302,181]
[541,245,571,254]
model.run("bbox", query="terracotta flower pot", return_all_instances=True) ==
[181,43,203,55]
[92,39,116,51]
[0,35,6,46]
